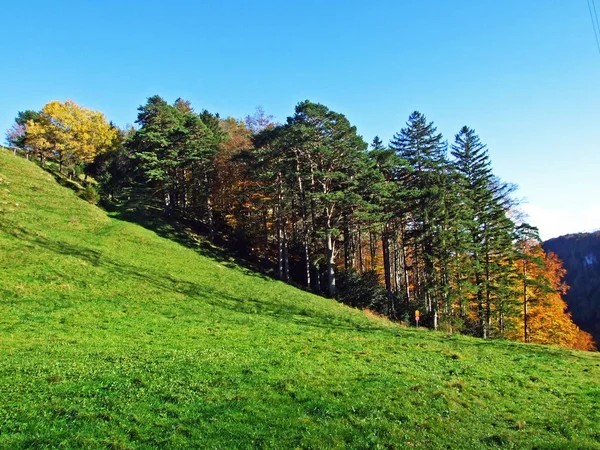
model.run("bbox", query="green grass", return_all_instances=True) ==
[1,147,600,449]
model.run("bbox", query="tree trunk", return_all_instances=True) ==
[326,230,336,298]
[370,230,377,271]
[475,270,486,339]
[170,187,176,216]
[382,229,394,318]
[413,238,422,308]
[393,237,401,295]
[283,217,290,282]
[344,221,350,270]
[296,168,310,289]
[204,172,214,242]
[485,252,491,338]
[304,232,311,289]
[357,228,364,273]
[345,224,356,270]
[277,216,283,280]
[262,210,269,270]
[182,169,188,214]
[400,223,411,305]
[523,260,528,343]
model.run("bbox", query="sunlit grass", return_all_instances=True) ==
[1,148,600,449]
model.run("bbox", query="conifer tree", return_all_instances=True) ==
[390,112,447,328]
[128,96,215,219]
[286,101,368,297]
[367,136,407,317]
[5,110,40,157]
[451,126,517,337]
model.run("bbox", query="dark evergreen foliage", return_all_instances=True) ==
[544,231,600,342]
[337,269,387,313]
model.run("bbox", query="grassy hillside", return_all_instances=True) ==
[1,148,600,449]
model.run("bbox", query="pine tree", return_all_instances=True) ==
[5,110,40,157]
[451,126,517,338]
[128,96,215,219]
[390,112,447,328]
[286,101,368,297]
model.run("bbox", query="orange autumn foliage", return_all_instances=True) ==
[212,118,254,225]
[509,245,596,351]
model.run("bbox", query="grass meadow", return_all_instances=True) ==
[1,148,600,449]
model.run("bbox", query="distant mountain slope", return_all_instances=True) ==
[2,148,600,448]
[544,231,600,342]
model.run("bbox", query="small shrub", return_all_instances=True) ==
[439,316,466,334]
[78,185,100,204]
[337,269,387,314]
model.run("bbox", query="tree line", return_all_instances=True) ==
[6,97,595,350]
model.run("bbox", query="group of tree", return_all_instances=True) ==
[5,97,595,351]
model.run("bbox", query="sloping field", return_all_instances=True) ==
[1,148,600,449]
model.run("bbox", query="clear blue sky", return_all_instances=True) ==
[2,1,599,240]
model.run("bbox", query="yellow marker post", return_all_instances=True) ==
[415,310,420,328]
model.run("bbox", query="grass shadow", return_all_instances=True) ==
[107,194,274,282]
[6,226,380,333]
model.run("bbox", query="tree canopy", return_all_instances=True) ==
[15,100,117,172]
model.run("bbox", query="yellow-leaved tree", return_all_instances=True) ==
[510,229,596,351]
[25,100,117,172]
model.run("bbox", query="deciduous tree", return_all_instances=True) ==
[25,100,116,171]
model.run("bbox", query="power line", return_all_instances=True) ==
[593,0,600,29]
[587,0,600,55]
[593,0,600,38]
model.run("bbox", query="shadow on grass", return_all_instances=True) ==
[6,226,380,333]
[106,195,272,282]
[106,195,330,299]
[39,163,88,194]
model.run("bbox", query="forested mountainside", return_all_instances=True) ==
[2,146,600,448]
[544,231,600,342]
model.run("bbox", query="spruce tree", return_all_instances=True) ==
[390,112,447,328]
[451,126,517,338]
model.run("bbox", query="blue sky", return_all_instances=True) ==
[1,1,599,239]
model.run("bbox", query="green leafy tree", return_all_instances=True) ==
[5,110,40,154]
[89,126,136,202]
